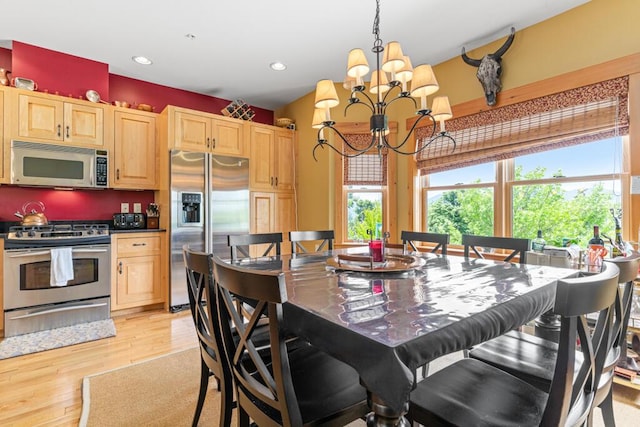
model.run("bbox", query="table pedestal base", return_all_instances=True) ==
[534,310,561,342]
[366,393,410,427]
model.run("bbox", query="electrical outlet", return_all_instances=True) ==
[120,203,130,213]
[133,203,142,213]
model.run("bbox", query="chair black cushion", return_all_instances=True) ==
[468,330,557,391]
[409,358,551,427]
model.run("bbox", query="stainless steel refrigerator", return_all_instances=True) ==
[169,150,250,311]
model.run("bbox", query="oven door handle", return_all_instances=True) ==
[8,302,109,320]
[7,250,51,258]
[72,248,109,254]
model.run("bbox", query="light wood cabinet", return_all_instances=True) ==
[249,123,295,191]
[111,232,163,310]
[112,109,157,189]
[167,106,246,156]
[0,86,5,183]
[15,91,107,148]
[250,191,296,255]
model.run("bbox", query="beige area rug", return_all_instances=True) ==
[80,347,639,426]
[80,347,233,426]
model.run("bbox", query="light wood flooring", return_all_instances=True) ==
[1,309,639,426]
[0,309,198,427]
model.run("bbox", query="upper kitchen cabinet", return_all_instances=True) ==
[13,90,111,149]
[249,123,295,192]
[162,106,246,156]
[112,109,157,189]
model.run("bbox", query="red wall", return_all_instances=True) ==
[9,42,273,124]
[109,74,273,123]
[12,42,109,100]
[0,47,11,72]
[0,187,155,222]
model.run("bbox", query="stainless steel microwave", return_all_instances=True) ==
[11,140,108,188]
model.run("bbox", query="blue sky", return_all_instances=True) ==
[429,137,622,186]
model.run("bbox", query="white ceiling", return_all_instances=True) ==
[0,0,589,111]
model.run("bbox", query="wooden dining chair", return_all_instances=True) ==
[183,245,234,427]
[227,232,283,260]
[462,234,530,263]
[289,230,334,254]
[407,261,620,427]
[211,254,370,426]
[468,252,640,426]
[400,231,449,255]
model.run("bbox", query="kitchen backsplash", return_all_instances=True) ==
[0,186,155,222]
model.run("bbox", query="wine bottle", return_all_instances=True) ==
[588,225,605,247]
[532,230,546,253]
[613,217,625,257]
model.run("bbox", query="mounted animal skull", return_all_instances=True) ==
[461,27,515,106]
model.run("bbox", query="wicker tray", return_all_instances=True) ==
[326,253,425,272]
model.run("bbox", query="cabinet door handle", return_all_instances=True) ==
[116,169,120,180]
[132,243,147,247]
[57,124,61,137]
[212,138,216,148]
[270,177,274,186]
[206,137,210,148]
[118,261,123,274]
[66,125,70,139]
[275,176,278,186]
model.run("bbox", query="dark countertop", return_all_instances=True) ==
[110,228,166,234]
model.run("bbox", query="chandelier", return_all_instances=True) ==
[312,0,456,160]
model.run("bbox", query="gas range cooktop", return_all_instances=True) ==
[5,223,111,248]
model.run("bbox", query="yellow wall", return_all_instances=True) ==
[278,0,640,235]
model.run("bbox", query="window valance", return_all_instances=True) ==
[343,133,388,185]
[415,76,629,174]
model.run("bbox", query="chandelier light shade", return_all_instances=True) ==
[312,0,456,160]
[431,96,453,132]
[369,70,390,94]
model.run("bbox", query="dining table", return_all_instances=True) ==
[228,247,578,426]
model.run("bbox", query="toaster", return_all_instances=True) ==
[113,213,146,229]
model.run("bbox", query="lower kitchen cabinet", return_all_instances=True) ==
[111,232,163,310]
[0,238,4,334]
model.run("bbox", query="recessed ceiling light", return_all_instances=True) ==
[270,61,287,71]
[132,56,153,65]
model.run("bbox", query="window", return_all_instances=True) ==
[333,122,397,244]
[347,187,383,241]
[422,136,624,247]
[424,163,496,244]
[417,76,629,247]
[510,137,622,247]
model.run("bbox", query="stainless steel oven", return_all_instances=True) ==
[3,224,111,337]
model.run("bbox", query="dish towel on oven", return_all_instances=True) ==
[50,247,74,287]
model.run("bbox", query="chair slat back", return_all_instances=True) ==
[183,246,227,383]
[462,234,530,263]
[604,253,640,348]
[289,230,334,254]
[228,232,283,260]
[400,231,449,255]
[542,262,619,426]
[212,254,301,426]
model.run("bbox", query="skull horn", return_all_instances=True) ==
[461,47,481,67]
[493,27,516,59]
